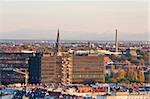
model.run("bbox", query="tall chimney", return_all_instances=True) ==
[115,29,118,53]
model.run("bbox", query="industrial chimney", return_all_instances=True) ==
[115,29,118,54]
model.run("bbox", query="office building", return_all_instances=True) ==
[62,53,105,84]
[41,54,62,84]
[0,52,42,85]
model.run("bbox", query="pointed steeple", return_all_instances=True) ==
[56,28,60,46]
[55,28,62,56]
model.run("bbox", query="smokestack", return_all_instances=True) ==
[115,29,118,53]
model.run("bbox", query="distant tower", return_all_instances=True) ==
[115,29,118,54]
[55,28,62,56]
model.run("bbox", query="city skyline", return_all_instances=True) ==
[0,0,149,41]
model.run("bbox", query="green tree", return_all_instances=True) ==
[117,69,126,79]
[137,70,145,83]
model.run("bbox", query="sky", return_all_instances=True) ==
[0,0,149,41]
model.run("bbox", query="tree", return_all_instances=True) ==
[137,70,145,83]
[110,65,115,78]
[110,78,117,83]
[126,63,138,83]
[110,65,115,73]
[117,68,126,79]
[132,69,138,82]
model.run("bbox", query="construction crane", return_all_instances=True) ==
[13,68,29,86]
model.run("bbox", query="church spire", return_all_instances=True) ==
[55,28,61,56]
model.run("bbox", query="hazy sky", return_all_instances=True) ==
[0,0,149,41]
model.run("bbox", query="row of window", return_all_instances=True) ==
[72,71,103,73]
[72,74,103,78]
[41,72,55,75]
[73,64,103,66]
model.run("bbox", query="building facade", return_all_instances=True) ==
[0,52,42,85]
[28,53,42,84]
[62,53,105,84]
[41,54,62,84]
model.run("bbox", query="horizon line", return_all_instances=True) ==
[0,39,149,42]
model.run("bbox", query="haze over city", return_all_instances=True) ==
[0,0,149,40]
